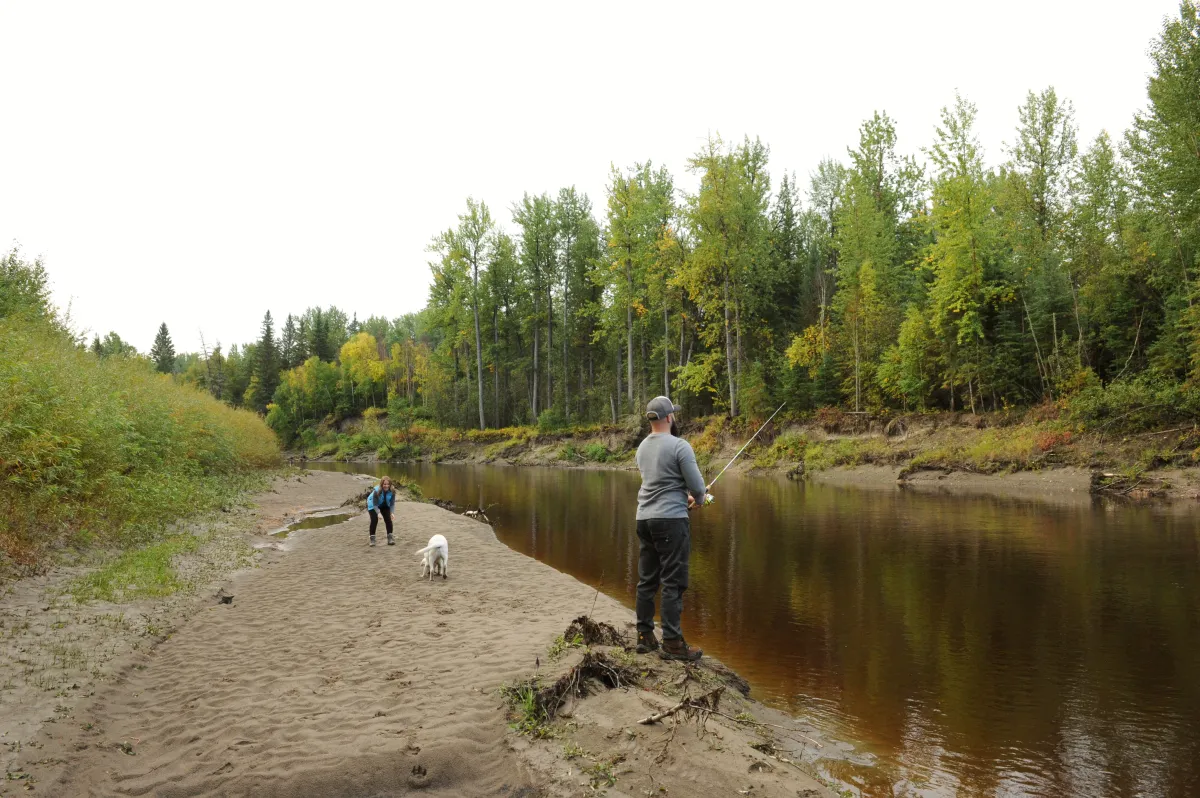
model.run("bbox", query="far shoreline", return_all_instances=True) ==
[292,451,1200,507]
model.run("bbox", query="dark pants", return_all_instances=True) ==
[368,506,393,538]
[635,518,691,641]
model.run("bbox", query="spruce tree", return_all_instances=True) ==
[280,314,298,369]
[308,309,333,361]
[150,323,176,374]
[253,311,280,412]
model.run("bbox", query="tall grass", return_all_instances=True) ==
[0,319,280,573]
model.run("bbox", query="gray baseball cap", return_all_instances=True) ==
[645,396,682,420]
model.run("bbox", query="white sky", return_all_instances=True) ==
[0,0,1181,353]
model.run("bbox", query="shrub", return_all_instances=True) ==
[753,431,807,468]
[386,395,433,429]
[582,443,610,462]
[1035,429,1073,452]
[814,406,848,433]
[537,408,567,433]
[0,318,279,572]
[690,416,725,465]
[1065,376,1200,432]
[803,438,893,472]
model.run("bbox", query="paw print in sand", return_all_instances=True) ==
[408,761,429,788]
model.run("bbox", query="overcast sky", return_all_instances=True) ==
[0,1,1182,353]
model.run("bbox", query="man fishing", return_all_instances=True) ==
[634,396,707,661]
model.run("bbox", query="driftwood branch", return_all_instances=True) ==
[637,687,723,725]
[638,699,689,725]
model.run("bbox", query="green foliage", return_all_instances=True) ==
[547,632,585,660]
[251,311,279,413]
[90,331,138,359]
[681,135,772,417]
[905,424,1071,474]
[1064,375,1200,432]
[500,680,555,739]
[68,533,205,603]
[753,431,808,468]
[0,247,54,323]
[537,408,566,433]
[582,443,610,462]
[0,317,279,571]
[803,438,896,472]
[150,323,176,375]
[583,759,618,789]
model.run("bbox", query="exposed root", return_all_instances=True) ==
[637,686,724,725]
[508,650,643,724]
[564,615,627,648]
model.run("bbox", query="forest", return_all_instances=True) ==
[68,4,1200,444]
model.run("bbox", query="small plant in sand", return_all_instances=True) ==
[609,647,639,669]
[500,680,556,739]
[547,632,585,661]
[582,756,621,790]
[562,742,584,760]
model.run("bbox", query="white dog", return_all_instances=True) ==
[415,534,448,580]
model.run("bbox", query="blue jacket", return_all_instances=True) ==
[367,486,395,512]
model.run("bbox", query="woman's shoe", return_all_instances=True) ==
[369,536,376,547]
[387,533,395,546]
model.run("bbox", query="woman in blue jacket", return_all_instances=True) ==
[366,476,396,547]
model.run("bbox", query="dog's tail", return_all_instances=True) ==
[414,544,437,557]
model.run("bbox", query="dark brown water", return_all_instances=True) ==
[306,461,1200,797]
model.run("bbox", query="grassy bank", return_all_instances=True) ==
[288,400,1200,493]
[1,319,281,578]
[293,410,645,467]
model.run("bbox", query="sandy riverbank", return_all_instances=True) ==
[0,471,372,782]
[2,472,834,797]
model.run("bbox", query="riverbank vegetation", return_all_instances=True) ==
[0,251,280,578]
[146,5,1199,454]
[288,404,1200,492]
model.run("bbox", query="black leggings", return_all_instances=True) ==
[368,507,393,537]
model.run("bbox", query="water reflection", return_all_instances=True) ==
[269,510,357,537]
[306,461,1200,797]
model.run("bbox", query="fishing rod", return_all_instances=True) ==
[701,402,786,504]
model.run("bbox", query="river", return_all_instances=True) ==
[306,460,1200,798]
